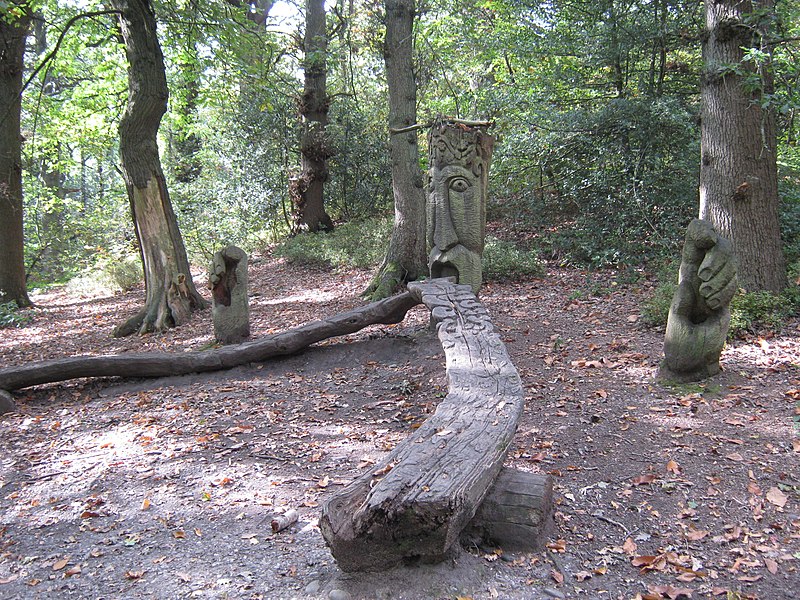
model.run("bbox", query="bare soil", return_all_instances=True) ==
[0,256,798,600]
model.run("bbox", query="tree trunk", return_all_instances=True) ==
[0,3,32,308]
[699,0,786,292]
[363,0,427,300]
[291,0,333,233]
[110,0,207,337]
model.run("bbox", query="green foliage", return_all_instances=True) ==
[482,236,544,281]
[0,302,33,329]
[729,289,800,336]
[274,217,392,270]
[641,281,676,328]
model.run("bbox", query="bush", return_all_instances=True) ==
[482,236,544,281]
[641,280,676,328]
[65,255,142,297]
[729,288,800,336]
[0,302,33,329]
[274,217,392,270]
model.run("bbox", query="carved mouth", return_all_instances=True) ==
[430,260,460,282]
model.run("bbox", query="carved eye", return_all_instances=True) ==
[449,177,469,193]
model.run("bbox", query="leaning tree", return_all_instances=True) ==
[0,2,32,308]
[699,0,786,292]
[109,0,206,336]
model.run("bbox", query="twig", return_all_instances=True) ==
[591,510,632,536]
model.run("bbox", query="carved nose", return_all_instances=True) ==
[434,209,459,251]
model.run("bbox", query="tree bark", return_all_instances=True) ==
[0,291,419,392]
[291,0,333,233]
[0,3,32,308]
[699,0,786,292]
[109,0,207,337]
[364,0,427,300]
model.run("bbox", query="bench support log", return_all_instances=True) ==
[463,468,553,552]
[319,279,526,571]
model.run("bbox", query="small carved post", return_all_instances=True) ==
[209,246,250,345]
[427,118,495,294]
[659,219,738,382]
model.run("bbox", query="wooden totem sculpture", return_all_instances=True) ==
[209,246,250,345]
[427,119,495,293]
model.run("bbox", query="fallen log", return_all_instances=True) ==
[319,278,527,571]
[0,291,420,392]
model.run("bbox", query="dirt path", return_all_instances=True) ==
[0,258,798,599]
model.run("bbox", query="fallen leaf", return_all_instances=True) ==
[764,557,778,574]
[0,575,19,584]
[766,487,788,507]
[574,570,592,581]
[124,570,145,580]
[65,566,81,576]
[551,569,564,584]
[632,474,657,486]
[747,481,762,495]
[666,460,681,475]
[649,584,694,599]
[622,537,637,555]
[685,527,709,541]
[725,452,744,462]
[546,539,566,553]
[141,498,151,510]
[52,558,69,571]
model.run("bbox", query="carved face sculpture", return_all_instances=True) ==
[427,124,494,293]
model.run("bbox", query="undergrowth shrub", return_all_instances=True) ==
[274,217,392,269]
[0,302,33,329]
[729,288,800,336]
[65,255,142,297]
[642,273,800,337]
[482,237,544,281]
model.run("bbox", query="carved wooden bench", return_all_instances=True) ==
[319,279,552,571]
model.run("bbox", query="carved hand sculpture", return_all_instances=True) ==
[659,219,737,382]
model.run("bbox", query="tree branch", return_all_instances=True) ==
[22,10,121,94]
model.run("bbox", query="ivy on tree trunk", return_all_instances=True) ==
[110,0,207,337]
[699,0,786,292]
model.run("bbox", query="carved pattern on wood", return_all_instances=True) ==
[426,120,495,293]
[319,278,525,571]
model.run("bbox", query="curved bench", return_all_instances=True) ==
[320,278,552,571]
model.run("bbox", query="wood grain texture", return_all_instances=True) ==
[463,468,553,552]
[0,292,420,392]
[319,278,525,571]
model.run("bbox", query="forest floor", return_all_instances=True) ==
[0,254,798,600]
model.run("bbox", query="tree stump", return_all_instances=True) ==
[210,245,250,345]
[319,278,527,571]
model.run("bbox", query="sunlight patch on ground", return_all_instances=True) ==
[255,289,337,306]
